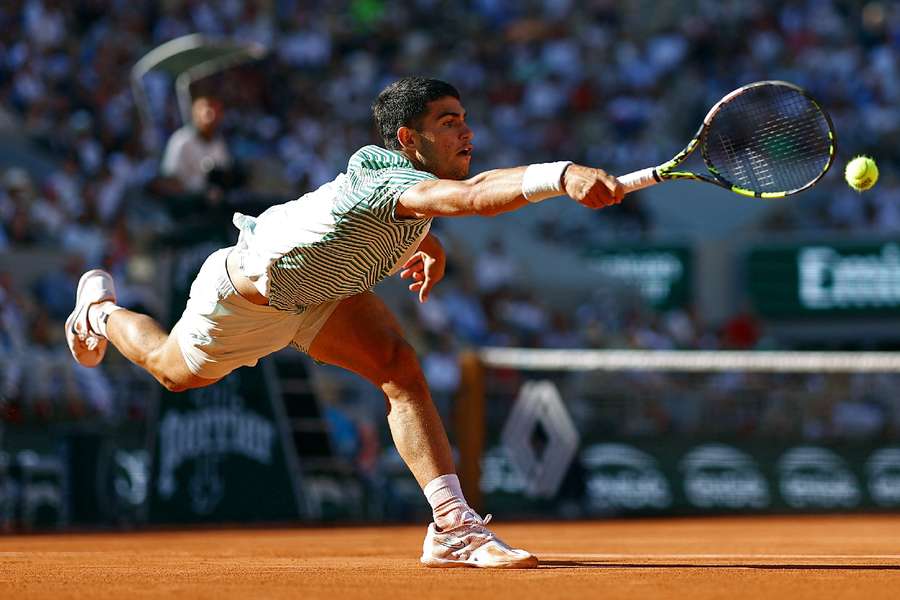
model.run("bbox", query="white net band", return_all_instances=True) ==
[479,348,900,373]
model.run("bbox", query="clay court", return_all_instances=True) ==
[3,514,900,599]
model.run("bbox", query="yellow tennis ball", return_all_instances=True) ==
[845,155,879,192]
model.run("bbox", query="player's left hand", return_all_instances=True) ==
[400,249,445,303]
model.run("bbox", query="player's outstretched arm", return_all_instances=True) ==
[395,164,624,219]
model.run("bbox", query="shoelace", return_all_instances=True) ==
[455,514,495,541]
[73,313,100,350]
[442,515,500,559]
[458,510,492,526]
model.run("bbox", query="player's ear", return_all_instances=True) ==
[397,126,416,151]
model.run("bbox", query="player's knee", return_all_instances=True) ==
[145,346,195,392]
[161,380,184,393]
[155,370,215,393]
[380,338,427,392]
[149,362,189,392]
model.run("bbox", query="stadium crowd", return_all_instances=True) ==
[0,0,899,447]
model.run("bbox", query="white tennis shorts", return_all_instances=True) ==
[172,248,340,380]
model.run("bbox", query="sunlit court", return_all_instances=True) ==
[1,1,899,598]
[5,516,900,599]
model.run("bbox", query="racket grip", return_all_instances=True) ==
[618,167,659,193]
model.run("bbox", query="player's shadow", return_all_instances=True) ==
[539,560,900,571]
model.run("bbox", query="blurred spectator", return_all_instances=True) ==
[1,168,39,245]
[494,289,551,346]
[0,272,29,410]
[720,305,763,350]
[440,279,491,345]
[0,0,899,437]
[421,332,462,418]
[474,238,520,295]
[160,96,232,195]
[157,94,247,243]
[31,255,84,322]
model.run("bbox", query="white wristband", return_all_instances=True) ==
[522,161,572,203]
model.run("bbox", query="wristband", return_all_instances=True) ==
[522,161,572,203]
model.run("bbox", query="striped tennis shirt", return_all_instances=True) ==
[232,145,435,312]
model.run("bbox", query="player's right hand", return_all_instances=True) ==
[563,165,624,209]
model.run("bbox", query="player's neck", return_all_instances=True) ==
[398,147,422,169]
[399,148,438,177]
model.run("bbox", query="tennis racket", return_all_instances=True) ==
[618,80,836,198]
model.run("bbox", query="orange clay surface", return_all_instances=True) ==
[3,514,900,600]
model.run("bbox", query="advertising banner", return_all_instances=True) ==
[584,245,692,309]
[482,438,900,517]
[747,241,900,317]
[147,360,309,523]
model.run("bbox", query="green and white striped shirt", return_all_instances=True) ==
[233,145,435,312]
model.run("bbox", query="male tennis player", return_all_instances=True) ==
[66,77,623,568]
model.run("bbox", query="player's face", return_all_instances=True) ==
[410,96,474,180]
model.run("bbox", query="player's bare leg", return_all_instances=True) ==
[65,269,217,392]
[308,291,537,568]
[308,291,454,487]
[104,310,218,391]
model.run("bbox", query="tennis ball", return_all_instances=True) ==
[845,155,879,192]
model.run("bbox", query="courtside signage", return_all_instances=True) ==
[156,397,276,504]
[480,447,529,496]
[481,439,897,517]
[747,242,900,317]
[584,245,691,309]
[148,364,306,523]
[777,446,861,508]
[680,444,770,509]
[865,448,900,506]
[500,381,580,499]
[582,443,673,511]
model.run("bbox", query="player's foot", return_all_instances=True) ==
[420,512,538,569]
[65,269,117,368]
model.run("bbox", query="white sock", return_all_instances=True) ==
[87,301,123,338]
[424,474,474,530]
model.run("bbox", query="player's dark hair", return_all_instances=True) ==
[372,77,460,150]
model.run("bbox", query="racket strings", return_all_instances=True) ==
[703,85,832,193]
[720,95,828,189]
[724,92,828,186]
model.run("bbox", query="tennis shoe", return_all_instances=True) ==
[420,512,538,568]
[65,269,117,368]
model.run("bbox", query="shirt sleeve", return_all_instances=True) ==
[160,130,185,177]
[372,167,437,221]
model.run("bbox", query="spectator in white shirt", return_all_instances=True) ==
[160,96,231,194]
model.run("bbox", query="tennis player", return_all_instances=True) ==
[66,77,623,568]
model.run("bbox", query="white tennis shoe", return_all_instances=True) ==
[420,512,538,569]
[65,269,117,368]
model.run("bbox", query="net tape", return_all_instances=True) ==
[479,349,900,373]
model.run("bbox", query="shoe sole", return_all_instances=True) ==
[65,269,114,367]
[420,555,539,569]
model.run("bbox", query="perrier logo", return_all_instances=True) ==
[157,379,276,514]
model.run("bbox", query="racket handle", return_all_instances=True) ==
[618,167,659,193]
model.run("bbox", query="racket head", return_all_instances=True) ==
[697,80,836,198]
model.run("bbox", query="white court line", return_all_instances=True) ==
[544,554,900,561]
